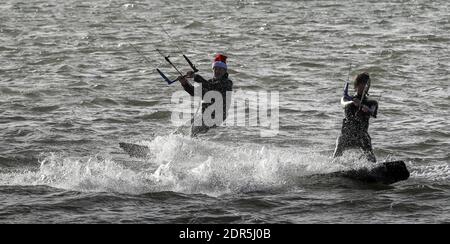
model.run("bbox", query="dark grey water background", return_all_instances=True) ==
[0,0,449,223]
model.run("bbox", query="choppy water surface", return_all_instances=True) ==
[0,0,449,223]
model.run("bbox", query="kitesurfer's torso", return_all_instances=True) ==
[181,73,233,120]
[341,94,378,137]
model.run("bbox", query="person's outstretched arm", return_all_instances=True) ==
[352,98,378,117]
[341,96,353,108]
[178,75,194,96]
[193,74,208,83]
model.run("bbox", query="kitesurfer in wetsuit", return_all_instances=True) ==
[177,54,233,136]
[333,72,378,162]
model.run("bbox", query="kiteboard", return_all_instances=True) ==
[119,142,151,158]
[329,160,410,185]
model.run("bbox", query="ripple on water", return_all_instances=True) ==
[30,105,60,113]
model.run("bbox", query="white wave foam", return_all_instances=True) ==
[0,135,375,196]
[409,162,450,182]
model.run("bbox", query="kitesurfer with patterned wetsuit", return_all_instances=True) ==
[177,54,233,136]
[333,72,378,162]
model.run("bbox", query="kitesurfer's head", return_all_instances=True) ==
[354,72,370,96]
[212,53,227,79]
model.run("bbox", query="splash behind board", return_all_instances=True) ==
[119,142,409,185]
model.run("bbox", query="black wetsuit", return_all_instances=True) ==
[180,73,233,135]
[333,94,378,162]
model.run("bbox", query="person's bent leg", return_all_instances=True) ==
[333,135,346,158]
[361,134,377,163]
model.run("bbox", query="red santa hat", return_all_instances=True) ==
[212,54,227,69]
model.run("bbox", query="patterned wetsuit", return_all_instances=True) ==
[333,94,378,162]
[180,73,233,136]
